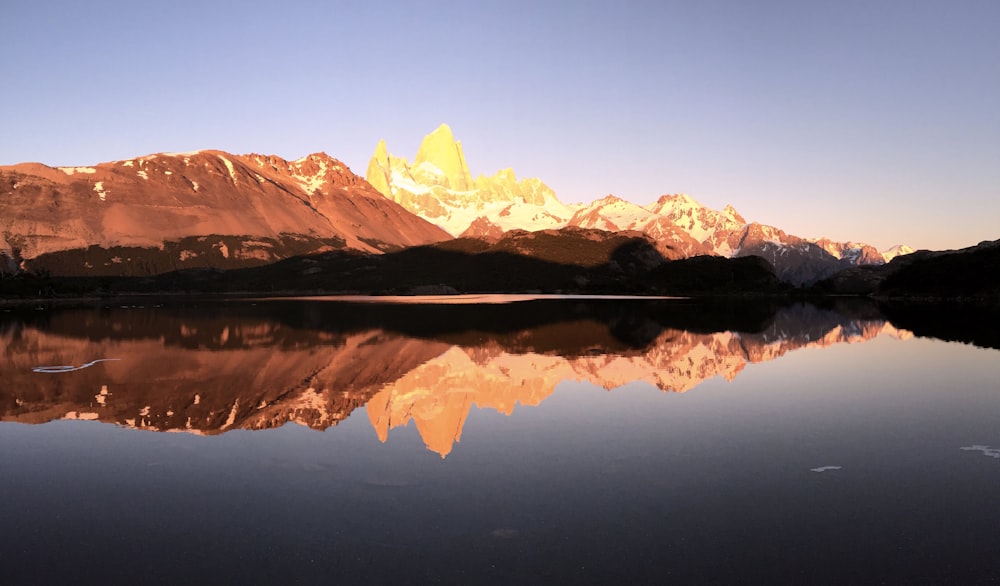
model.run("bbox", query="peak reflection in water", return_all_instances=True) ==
[0,298,913,455]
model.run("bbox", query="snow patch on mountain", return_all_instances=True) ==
[645,193,746,256]
[58,167,96,175]
[93,181,107,201]
[572,195,654,231]
[881,244,915,262]
[290,156,331,194]
[389,169,433,196]
[218,155,238,185]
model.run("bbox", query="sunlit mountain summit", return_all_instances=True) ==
[366,123,574,237]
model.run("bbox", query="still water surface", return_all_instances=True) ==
[1,298,998,584]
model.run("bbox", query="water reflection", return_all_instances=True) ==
[5,297,1000,585]
[0,298,921,456]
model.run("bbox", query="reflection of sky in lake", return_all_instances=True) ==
[2,306,1000,583]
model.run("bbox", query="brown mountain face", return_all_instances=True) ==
[813,238,884,265]
[728,223,842,285]
[0,151,450,276]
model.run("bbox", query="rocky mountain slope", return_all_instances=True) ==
[1,150,450,276]
[366,124,910,285]
[27,226,783,296]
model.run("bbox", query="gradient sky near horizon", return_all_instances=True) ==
[2,0,997,250]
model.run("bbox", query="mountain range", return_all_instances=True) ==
[817,237,1000,298]
[0,124,925,289]
[366,124,910,284]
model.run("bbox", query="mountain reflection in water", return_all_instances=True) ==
[1,298,921,456]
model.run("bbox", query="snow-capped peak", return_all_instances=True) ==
[569,195,654,231]
[881,244,915,262]
[646,193,703,215]
[366,126,571,235]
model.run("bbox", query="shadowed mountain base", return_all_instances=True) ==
[815,238,1000,299]
[3,229,788,297]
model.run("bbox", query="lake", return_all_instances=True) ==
[1,297,998,584]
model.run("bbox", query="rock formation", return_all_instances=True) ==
[366,124,575,236]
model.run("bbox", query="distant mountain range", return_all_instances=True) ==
[4,124,990,296]
[366,124,910,285]
[817,238,1000,299]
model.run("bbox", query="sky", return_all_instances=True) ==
[2,0,998,251]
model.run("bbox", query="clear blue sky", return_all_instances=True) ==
[2,0,997,250]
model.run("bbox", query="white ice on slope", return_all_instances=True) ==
[93,181,107,201]
[291,157,332,195]
[455,199,575,236]
[644,193,746,254]
[218,155,237,185]
[387,166,574,235]
[380,154,578,235]
[572,196,655,231]
[58,167,97,175]
[390,170,432,195]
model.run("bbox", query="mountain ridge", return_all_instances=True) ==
[2,127,922,289]
[365,124,910,285]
